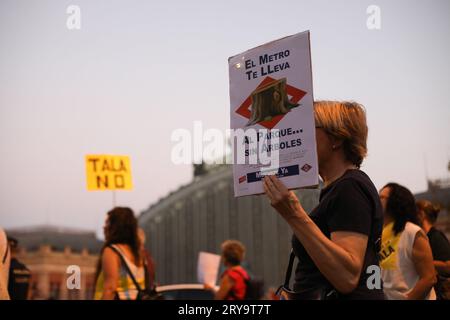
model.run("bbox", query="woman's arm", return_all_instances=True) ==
[101,247,120,300]
[205,275,234,300]
[434,260,450,276]
[407,231,437,300]
[214,275,234,300]
[0,267,10,300]
[263,176,368,294]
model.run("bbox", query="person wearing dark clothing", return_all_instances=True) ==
[263,101,384,299]
[417,200,450,299]
[7,237,31,300]
[291,169,384,299]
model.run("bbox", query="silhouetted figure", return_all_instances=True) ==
[7,237,31,300]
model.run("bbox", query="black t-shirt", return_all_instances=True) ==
[292,169,384,299]
[8,258,31,300]
[427,227,450,262]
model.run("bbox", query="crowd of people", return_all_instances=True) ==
[1,101,449,301]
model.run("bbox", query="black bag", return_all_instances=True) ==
[108,245,164,300]
[276,249,338,300]
[231,268,264,300]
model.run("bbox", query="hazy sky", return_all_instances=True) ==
[1,0,449,236]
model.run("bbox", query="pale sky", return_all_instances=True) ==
[1,0,449,236]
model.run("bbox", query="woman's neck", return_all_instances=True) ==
[320,160,356,187]
[422,220,432,233]
[384,215,394,227]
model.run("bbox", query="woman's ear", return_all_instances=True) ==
[329,136,344,150]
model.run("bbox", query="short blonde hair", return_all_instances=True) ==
[416,199,441,224]
[221,240,245,266]
[314,101,368,168]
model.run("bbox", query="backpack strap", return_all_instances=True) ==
[283,249,296,289]
[107,245,143,292]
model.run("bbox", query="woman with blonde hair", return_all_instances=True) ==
[416,200,450,275]
[264,101,384,299]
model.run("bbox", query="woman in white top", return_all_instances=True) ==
[379,183,436,300]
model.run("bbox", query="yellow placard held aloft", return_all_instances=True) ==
[85,155,133,191]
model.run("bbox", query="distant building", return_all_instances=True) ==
[6,226,102,300]
[138,164,319,289]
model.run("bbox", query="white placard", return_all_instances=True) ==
[229,31,319,197]
[197,252,221,286]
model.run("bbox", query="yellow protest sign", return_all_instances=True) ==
[85,155,133,190]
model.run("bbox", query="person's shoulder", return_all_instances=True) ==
[404,222,424,239]
[111,243,132,255]
[103,245,119,258]
[429,227,449,242]
[236,266,249,278]
[340,170,375,187]
[330,174,360,193]
[226,267,247,279]
[333,170,376,197]
[222,269,237,282]
[404,222,421,232]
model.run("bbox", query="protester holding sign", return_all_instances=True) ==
[263,101,385,299]
[204,240,249,300]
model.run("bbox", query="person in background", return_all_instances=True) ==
[7,237,31,300]
[0,227,10,300]
[137,228,156,291]
[379,183,436,300]
[416,200,450,275]
[204,240,249,300]
[416,200,450,299]
[94,207,146,300]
